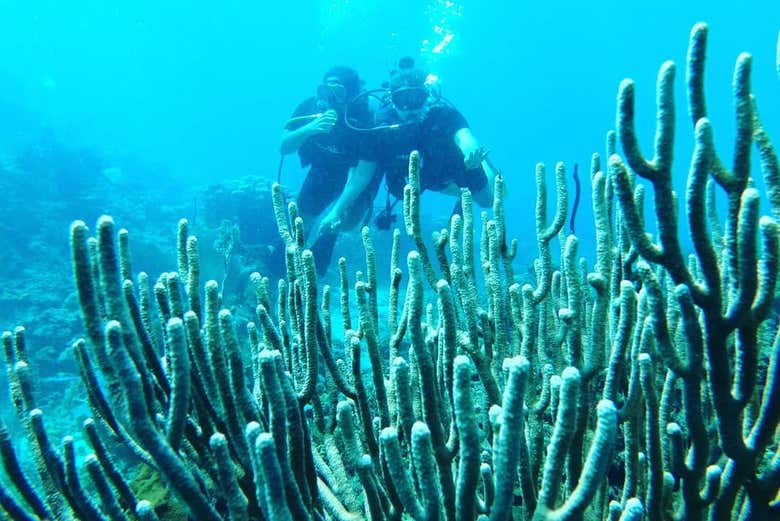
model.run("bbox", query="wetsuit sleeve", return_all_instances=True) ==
[287,98,318,130]
[440,106,470,136]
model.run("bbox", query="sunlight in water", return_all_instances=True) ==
[316,0,464,62]
[421,0,463,58]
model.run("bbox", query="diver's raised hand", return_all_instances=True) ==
[312,210,342,243]
[307,109,338,134]
[464,146,490,170]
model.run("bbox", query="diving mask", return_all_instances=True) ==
[390,86,429,111]
[317,81,348,107]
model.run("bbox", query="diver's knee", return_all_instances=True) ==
[472,186,494,208]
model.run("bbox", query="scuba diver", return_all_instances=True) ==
[280,66,380,275]
[315,57,498,246]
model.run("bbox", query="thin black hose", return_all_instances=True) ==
[570,162,580,234]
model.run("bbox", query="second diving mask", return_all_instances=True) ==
[317,81,348,108]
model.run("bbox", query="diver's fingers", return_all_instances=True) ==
[474,147,489,161]
[316,118,336,132]
[465,149,482,169]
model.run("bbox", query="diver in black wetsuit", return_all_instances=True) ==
[280,66,379,275]
[314,57,498,243]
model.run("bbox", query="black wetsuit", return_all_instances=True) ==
[287,97,378,275]
[364,103,488,199]
[289,97,372,218]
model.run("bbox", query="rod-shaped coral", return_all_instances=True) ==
[410,422,444,521]
[298,249,319,404]
[84,453,129,521]
[0,489,38,521]
[2,23,778,521]
[254,433,295,521]
[531,162,568,305]
[210,433,249,521]
[82,418,138,513]
[379,427,425,520]
[355,280,391,427]
[0,418,53,520]
[404,151,440,289]
[164,317,190,452]
[611,22,780,519]
[490,356,531,520]
[105,320,222,521]
[406,251,457,519]
[258,349,310,519]
[70,221,119,402]
[536,367,582,512]
[534,399,618,521]
[135,501,161,521]
[452,355,481,521]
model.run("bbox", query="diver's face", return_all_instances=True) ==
[391,86,429,122]
[395,105,428,122]
[317,76,348,109]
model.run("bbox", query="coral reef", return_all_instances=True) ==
[0,23,778,521]
[0,132,186,368]
[195,176,287,304]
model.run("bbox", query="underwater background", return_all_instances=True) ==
[0,0,778,518]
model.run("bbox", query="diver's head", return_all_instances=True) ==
[317,66,362,111]
[388,57,431,122]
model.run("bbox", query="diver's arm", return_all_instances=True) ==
[454,127,481,158]
[279,127,316,155]
[320,160,377,229]
[331,160,377,220]
[279,110,338,154]
[454,127,497,207]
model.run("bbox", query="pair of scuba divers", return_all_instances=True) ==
[279,57,499,276]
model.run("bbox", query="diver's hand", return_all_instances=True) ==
[306,109,338,135]
[313,211,342,242]
[464,147,490,170]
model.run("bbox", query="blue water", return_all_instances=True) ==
[1,1,777,253]
[0,0,778,479]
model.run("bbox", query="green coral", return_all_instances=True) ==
[129,465,189,521]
